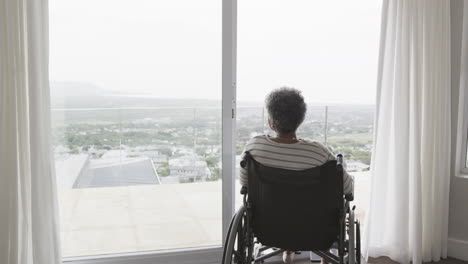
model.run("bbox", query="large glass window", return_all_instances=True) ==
[236,0,382,225]
[49,0,222,257]
[49,0,382,261]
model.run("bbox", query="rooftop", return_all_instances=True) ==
[55,153,161,189]
[169,156,208,168]
[76,158,160,188]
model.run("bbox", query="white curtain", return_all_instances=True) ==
[364,1,451,264]
[0,0,62,264]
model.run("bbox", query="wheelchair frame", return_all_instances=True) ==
[222,154,361,264]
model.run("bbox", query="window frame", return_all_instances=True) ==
[460,96,468,175]
[63,247,222,264]
[457,32,468,177]
[457,2,468,177]
[62,0,237,263]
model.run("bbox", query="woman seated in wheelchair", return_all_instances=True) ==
[239,87,354,264]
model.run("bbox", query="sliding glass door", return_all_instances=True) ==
[49,0,381,263]
[236,0,381,223]
[49,0,229,262]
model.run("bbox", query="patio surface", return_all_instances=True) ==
[59,172,370,257]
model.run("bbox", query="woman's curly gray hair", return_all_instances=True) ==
[265,87,307,134]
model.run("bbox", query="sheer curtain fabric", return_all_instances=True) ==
[364,1,451,264]
[0,0,61,264]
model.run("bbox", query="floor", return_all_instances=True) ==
[367,257,468,264]
[272,257,468,264]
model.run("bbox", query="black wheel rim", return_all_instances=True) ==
[232,210,251,264]
[356,220,361,264]
[222,212,238,264]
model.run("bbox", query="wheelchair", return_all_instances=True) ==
[222,152,361,264]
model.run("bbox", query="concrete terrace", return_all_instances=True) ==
[59,172,370,257]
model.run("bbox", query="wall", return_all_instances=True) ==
[448,0,468,260]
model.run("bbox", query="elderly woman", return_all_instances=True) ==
[239,87,354,264]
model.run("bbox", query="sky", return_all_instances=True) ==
[49,0,382,105]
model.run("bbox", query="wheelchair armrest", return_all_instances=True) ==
[240,151,252,168]
[345,193,354,201]
[240,186,248,195]
[240,159,247,168]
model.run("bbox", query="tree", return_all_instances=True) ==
[196,147,207,157]
[157,166,170,177]
[236,145,244,155]
[206,156,219,167]
[159,147,173,157]
[207,168,221,181]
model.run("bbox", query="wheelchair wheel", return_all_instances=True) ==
[347,210,355,264]
[222,210,239,263]
[222,205,253,264]
[356,220,361,264]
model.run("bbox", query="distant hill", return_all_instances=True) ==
[50,82,375,110]
[51,82,109,97]
[50,82,222,109]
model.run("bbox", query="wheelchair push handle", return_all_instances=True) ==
[240,186,248,195]
[336,154,353,201]
[336,154,343,166]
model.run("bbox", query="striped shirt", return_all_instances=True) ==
[239,135,354,195]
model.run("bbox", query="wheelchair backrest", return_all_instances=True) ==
[242,151,344,251]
